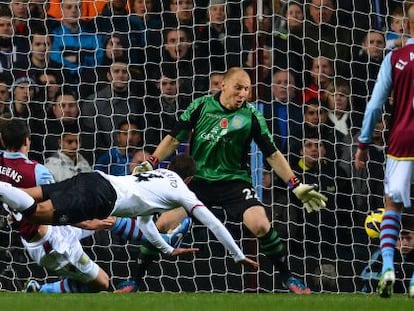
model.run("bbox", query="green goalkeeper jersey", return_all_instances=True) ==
[171,93,278,183]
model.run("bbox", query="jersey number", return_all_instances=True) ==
[242,188,258,201]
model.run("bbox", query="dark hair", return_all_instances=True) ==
[168,153,196,180]
[0,119,30,151]
[116,117,143,130]
[55,87,78,102]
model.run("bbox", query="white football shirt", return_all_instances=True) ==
[98,169,201,217]
[96,169,245,261]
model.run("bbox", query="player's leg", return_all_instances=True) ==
[111,215,192,246]
[0,184,57,223]
[243,205,310,294]
[25,227,110,293]
[30,266,109,294]
[48,251,108,293]
[0,183,38,213]
[377,158,411,297]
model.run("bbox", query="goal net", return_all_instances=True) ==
[0,0,412,293]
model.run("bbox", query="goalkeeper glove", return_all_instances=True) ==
[132,155,159,174]
[288,176,328,213]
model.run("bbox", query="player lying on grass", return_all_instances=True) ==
[10,213,192,294]
[0,154,259,271]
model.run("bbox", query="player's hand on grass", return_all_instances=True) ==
[170,247,199,256]
[132,155,159,174]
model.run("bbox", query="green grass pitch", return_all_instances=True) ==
[0,292,412,311]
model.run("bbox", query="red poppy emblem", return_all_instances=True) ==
[220,118,228,129]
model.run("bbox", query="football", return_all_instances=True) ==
[364,208,385,239]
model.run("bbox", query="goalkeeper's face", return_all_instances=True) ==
[220,71,251,111]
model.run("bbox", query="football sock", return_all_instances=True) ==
[0,185,35,214]
[39,279,91,293]
[258,229,289,281]
[111,217,143,241]
[111,217,170,243]
[380,210,401,273]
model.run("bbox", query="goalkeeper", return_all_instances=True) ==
[134,67,327,294]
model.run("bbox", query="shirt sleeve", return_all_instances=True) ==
[137,215,174,255]
[35,164,55,185]
[358,52,393,144]
[191,206,246,262]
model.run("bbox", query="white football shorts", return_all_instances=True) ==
[384,157,414,208]
[21,225,99,283]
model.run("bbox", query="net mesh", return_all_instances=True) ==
[0,0,412,293]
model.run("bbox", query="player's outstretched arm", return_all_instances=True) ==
[75,217,116,231]
[266,152,328,213]
[133,135,181,174]
[171,247,199,256]
[137,215,199,256]
[239,257,259,270]
[192,205,259,268]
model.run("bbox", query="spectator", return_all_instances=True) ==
[128,0,162,64]
[262,69,302,233]
[147,27,208,96]
[281,137,352,291]
[226,1,273,69]
[9,76,40,120]
[9,0,30,55]
[94,118,143,176]
[273,1,305,88]
[43,90,82,158]
[49,0,104,85]
[163,0,195,28]
[351,30,386,121]
[81,34,129,98]
[385,6,408,51]
[144,66,190,152]
[323,78,354,137]
[195,0,228,72]
[208,71,224,95]
[47,0,107,21]
[339,116,387,233]
[80,59,145,163]
[28,0,58,31]
[292,98,343,161]
[96,0,129,36]
[303,0,352,77]
[244,45,274,98]
[13,26,62,89]
[303,56,334,104]
[0,5,16,74]
[37,70,62,104]
[45,125,92,182]
[263,69,302,156]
